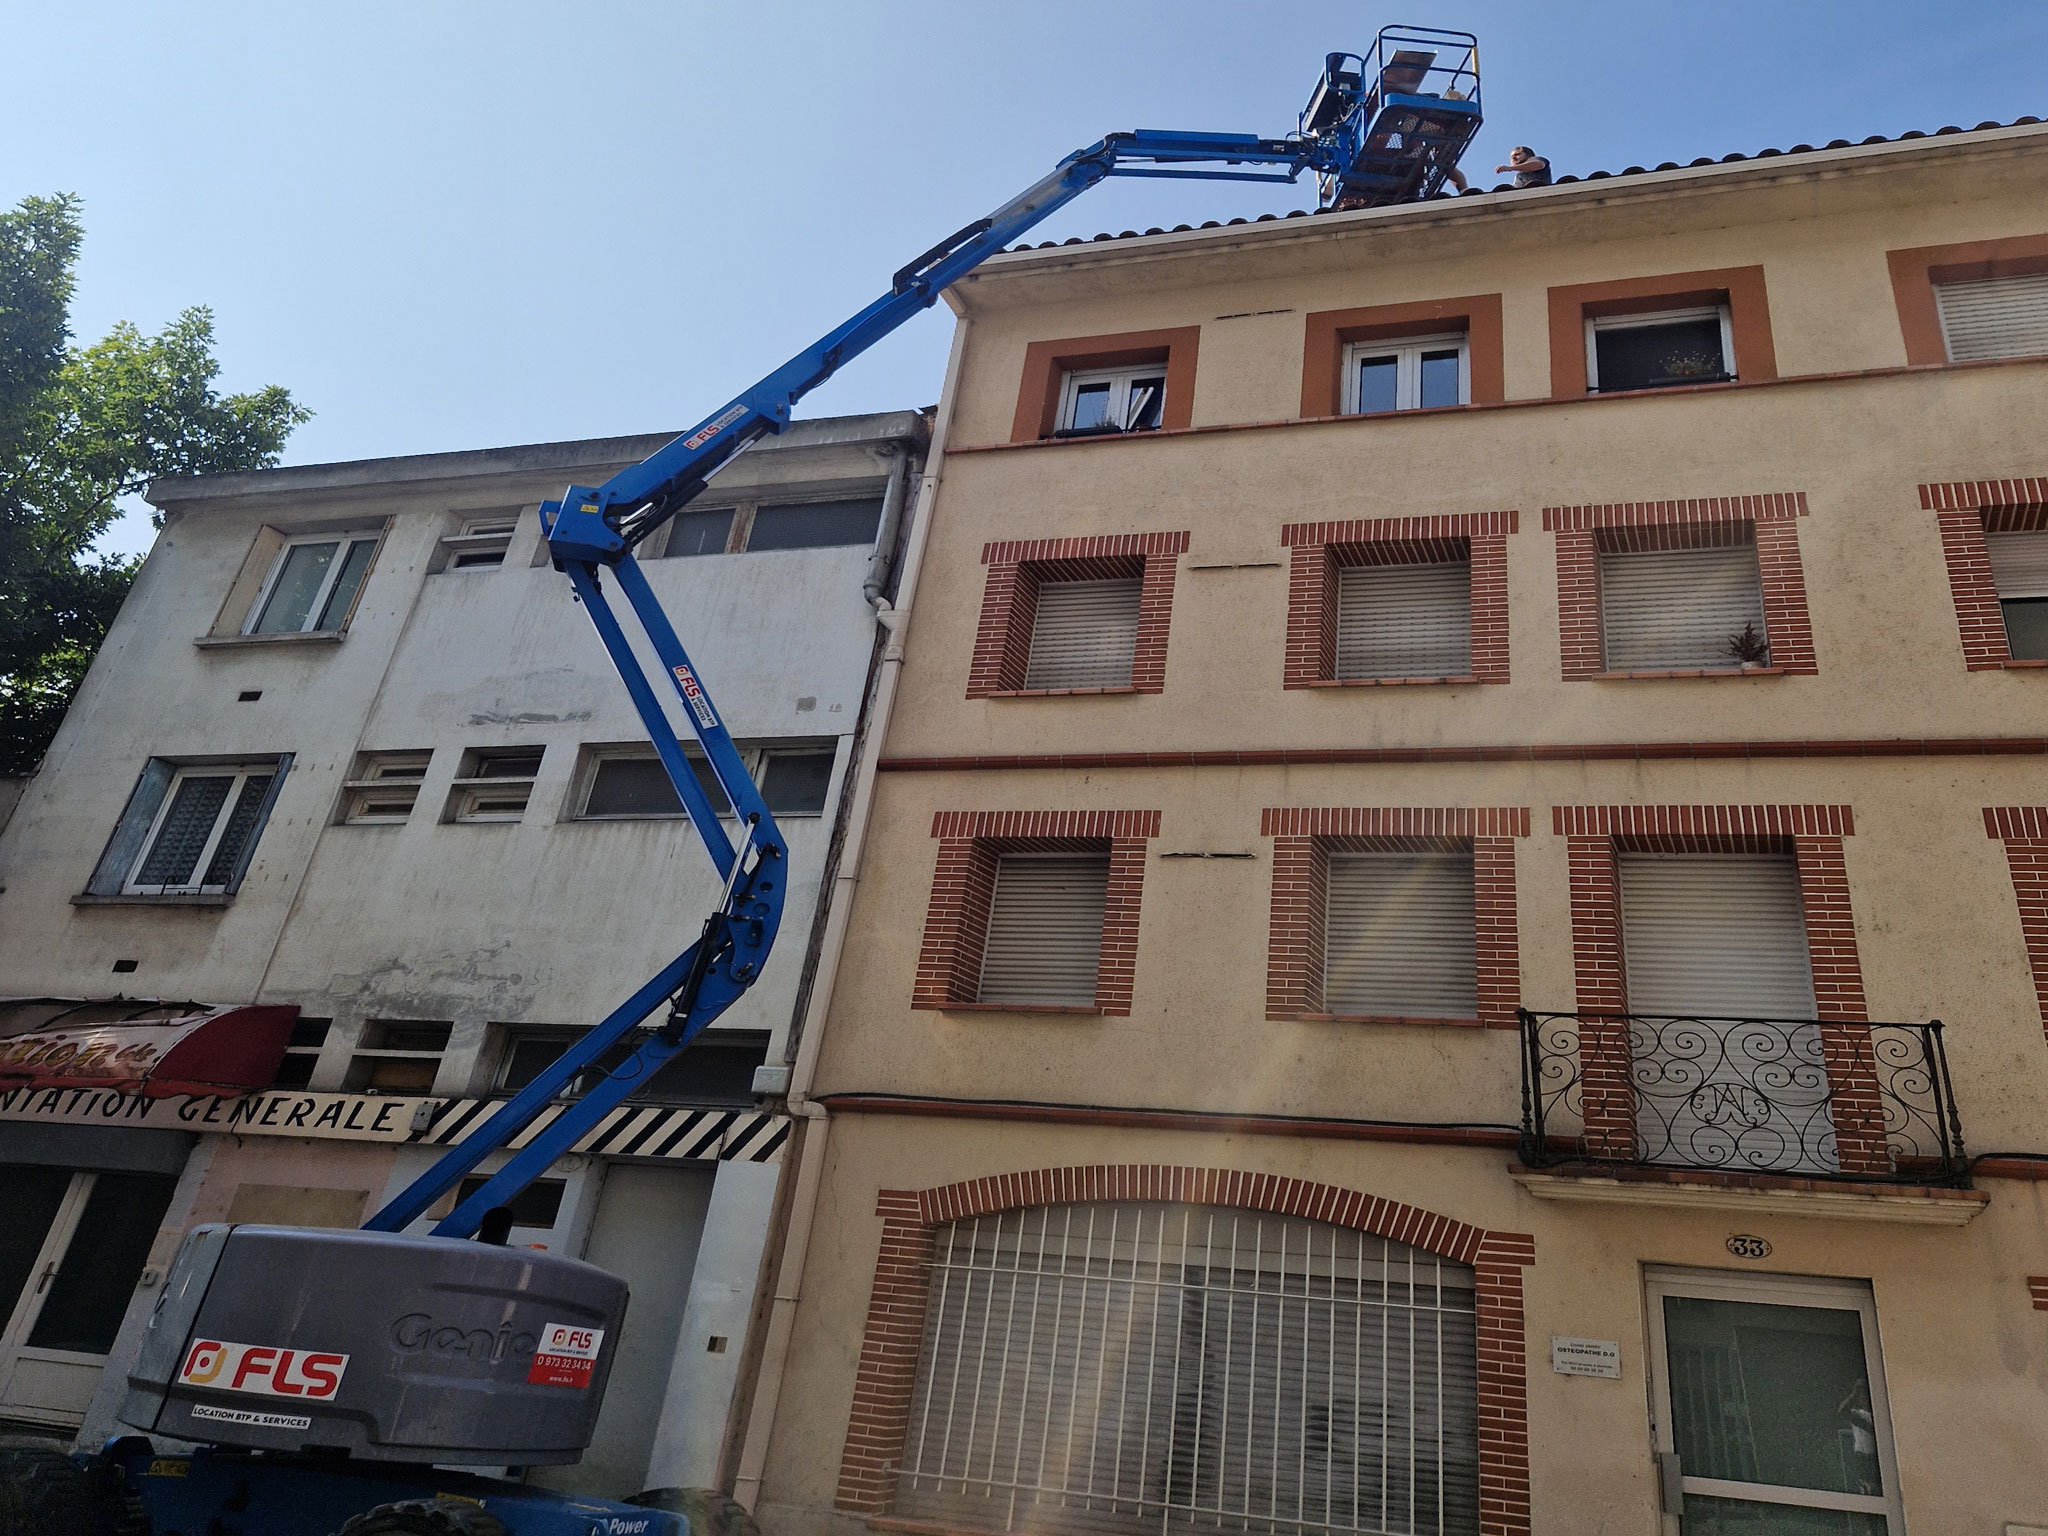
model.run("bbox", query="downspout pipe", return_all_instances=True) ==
[862,443,914,610]
[731,313,972,1512]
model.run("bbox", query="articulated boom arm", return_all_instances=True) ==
[368,69,1476,1238]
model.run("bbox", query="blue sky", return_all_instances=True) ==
[9,0,2045,558]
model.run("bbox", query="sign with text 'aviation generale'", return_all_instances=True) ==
[0,1085,432,1142]
[1550,1336,1623,1379]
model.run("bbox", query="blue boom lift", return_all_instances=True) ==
[25,28,1481,1536]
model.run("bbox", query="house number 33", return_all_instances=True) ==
[1725,1234,1773,1259]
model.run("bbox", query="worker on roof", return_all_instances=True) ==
[1498,145,1553,188]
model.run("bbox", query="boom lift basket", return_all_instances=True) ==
[1301,25,1481,207]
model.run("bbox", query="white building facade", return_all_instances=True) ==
[0,408,927,1499]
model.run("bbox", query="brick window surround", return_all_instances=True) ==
[836,1165,1536,1536]
[1554,804,1885,1172]
[1921,477,2048,670]
[1011,327,1201,442]
[967,531,1190,698]
[1546,266,1777,398]
[1263,806,1529,1027]
[1985,807,2048,1041]
[1887,233,2048,365]
[1282,513,1515,687]
[912,809,1159,1015]
[1299,294,1506,417]
[1544,493,1816,680]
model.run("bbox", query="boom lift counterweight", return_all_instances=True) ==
[81,30,1484,1536]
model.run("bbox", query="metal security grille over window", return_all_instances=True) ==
[977,854,1110,1008]
[1335,563,1471,681]
[896,1202,1481,1536]
[1058,368,1166,437]
[245,533,379,634]
[1599,541,1767,671]
[1935,272,2048,361]
[1341,334,1468,414]
[1985,528,2048,662]
[1026,580,1144,689]
[1325,855,1477,1019]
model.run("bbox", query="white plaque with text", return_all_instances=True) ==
[1550,1336,1622,1378]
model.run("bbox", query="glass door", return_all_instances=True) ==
[1646,1269,1903,1534]
[0,1166,178,1426]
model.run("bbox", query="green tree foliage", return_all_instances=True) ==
[0,194,310,775]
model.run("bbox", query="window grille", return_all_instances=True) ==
[1935,272,2048,362]
[977,854,1110,1008]
[897,1202,1480,1536]
[1334,564,1471,681]
[1025,579,1143,690]
[1324,855,1477,1018]
[125,765,280,895]
[1986,528,2048,662]
[1598,543,1765,671]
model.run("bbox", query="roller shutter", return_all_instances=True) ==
[1325,854,1477,1017]
[976,853,1108,1007]
[1336,561,1472,680]
[1599,545,1765,671]
[1024,578,1142,689]
[1986,529,2048,599]
[1935,273,2048,362]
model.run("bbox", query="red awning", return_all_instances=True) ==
[0,1004,299,1098]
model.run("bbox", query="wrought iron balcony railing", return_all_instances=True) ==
[1517,1008,1969,1186]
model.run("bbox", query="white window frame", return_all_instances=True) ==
[1340,330,1471,413]
[446,748,544,824]
[1585,304,1735,392]
[574,745,699,821]
[241,531,381,635]
[122,763,276,895]
[572,740,837,821]
[1646,1267,1903,1532]
[344,1019,452,1094]
[1056,365,1166,434]
[339,751,432,825]
[440,513,520,571]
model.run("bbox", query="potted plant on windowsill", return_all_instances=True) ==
[1725,622,1771,669]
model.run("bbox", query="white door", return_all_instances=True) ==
[1646,1269,1903,1533]
[0,1166,179,1427]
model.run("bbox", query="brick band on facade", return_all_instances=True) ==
[1281,513,1515,687]
[1555,804,1882,1168]
[968,531,1190,698]
[1921,479,2048,670]
[913,810,1161,1015]
[1985,807,2048,1040]
[1542,493,1816,679]
[1262,807,1530,1026]
[834,1165,1536,1536]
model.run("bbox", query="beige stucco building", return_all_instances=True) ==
[740,123,2048,1534]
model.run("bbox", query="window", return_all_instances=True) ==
[1646,1270,1902,1533]
[339,750,431,824]
[455,1174,564,1229]
[1986,528,2048,662]
[1336,559,1472,680]
[440,512,519,570]
[896,1203,1480,1536]
[574,740,834,820]
[122,763,282,896]
[1024,578,1143,689]
[446,747,544,822]
[976,853,1109,1008]
[745,498,885,551]
[661,506,737,558]
[1342,331,1468,413]
[496,1025,768,1106]
[244,533,379,635]
[1056,366,1165,436]
[344,1019,451,1093]
[1586,305,1734,393]
[271,1016,332,1089]
[1934,272,2048,361]
[1621,854,1830,1172]
[1600,536,1767,671]
[1325,853,1477,1018]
